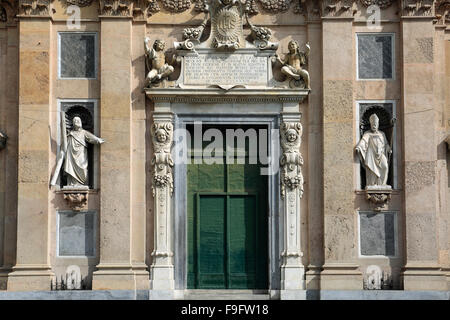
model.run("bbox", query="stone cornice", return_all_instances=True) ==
[146,88,309,103]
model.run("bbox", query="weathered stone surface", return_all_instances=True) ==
[360,212,395,256]
[323,80,353,121]
[405,213,438,261]
[405,37,433,64]
[60,33,96,78]
[324,215,356,261]
[405,161,435,194]
[358,34,393,79]
[58,211,95,256]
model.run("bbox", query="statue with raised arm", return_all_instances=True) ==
[0,130,7,150]
[276,40,311,89]
[144,37,175,88]
[51,113,104,188]
[356,113,392,189]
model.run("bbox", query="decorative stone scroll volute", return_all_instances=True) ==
[280,116,305,290]
[150,114,175,291]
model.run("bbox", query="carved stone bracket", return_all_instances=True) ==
[62,188,89,211]
[19,0,51,16]
[365,188,392,211]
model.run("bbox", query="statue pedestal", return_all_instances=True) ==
[62,186,89,211]
[365,187,392,212]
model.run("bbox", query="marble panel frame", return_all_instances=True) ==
[171,105,283,292]
[57,31,98,80]
[56,210,97,258]
[356,33,395,81]
[357,210,399,259]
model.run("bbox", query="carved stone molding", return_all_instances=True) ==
[19,0,51,16]
[99,0,133,16]
[360,0,394,9]
[259,0,292,13]
[66,0,94,6]
[402,0,433,16]
[161,0,192,12]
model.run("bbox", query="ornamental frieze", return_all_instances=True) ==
[402,0,433,16]
[66,0,93,6]
[19,0,51,16]
[360,0,394,9]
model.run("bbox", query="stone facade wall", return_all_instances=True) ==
[0,0,448,293]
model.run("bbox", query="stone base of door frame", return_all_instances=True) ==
[402,265,448,291]
[92,263,150,290]
[6,264,54,291]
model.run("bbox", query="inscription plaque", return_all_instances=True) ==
[184,53,268,86]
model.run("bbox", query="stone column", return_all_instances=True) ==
[92,6,146,290]
[280,107,305,294]
[7,8,54,291]
[320,7,362,289]
[400,4,447,290]
[149,107,175,298]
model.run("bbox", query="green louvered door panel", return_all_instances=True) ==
[187,125,268,289]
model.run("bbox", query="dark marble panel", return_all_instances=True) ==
[60,33,96,78]
[360,212,396,256]
[58,211,95,256]
[358,35,393,79]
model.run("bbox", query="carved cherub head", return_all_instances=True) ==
[156,128,168,143]
[369,113,379,132]
[286,129,298,143]
[153,40,166,51]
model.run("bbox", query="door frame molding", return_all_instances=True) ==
[173,112,281,291]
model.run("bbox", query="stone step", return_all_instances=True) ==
[183,290,270,300]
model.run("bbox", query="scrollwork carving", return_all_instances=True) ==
[161,0,192,12]
[19,0,51,16]
[280,122,304,199]
[360,0,394,9]
[151,122,174,197]
[99,0,133,16]
[66,0,94,6]
[402,0,433,16]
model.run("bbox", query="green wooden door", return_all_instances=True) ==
[187,125,268,289]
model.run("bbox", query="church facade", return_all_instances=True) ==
[0,0,449,299]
